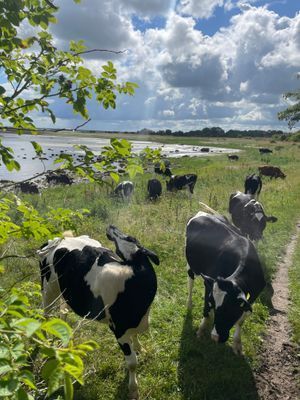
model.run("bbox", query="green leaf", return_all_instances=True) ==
[0,379,19,396]
[110,172,119,183]
[126,164,144,179]
[42,319,72,345]
[31,141,43,157]
[64,373,74,400]
[0,86,6,96]
[14,318,42,337]
[0,359,12,375]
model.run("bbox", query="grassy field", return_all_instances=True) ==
[2,136,300,400]
[289,233,300,346]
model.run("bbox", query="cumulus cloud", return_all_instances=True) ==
[177,0,224,19]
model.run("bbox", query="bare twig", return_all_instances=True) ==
[74,118,91,131]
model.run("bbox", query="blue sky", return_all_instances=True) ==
[3,0,300,132]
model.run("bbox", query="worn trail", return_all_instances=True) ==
[254,222,300,400]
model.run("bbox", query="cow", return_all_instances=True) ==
[147,178,162,200]
[258,165,286,179]
[244,174,262,198]
[259,148,273,154]
[229,191,277,241]
[185,211,266,354]
[228,154,239,161]
[19,181,40,194]
[37,226,159,400]
[113,181,134,200]
[46,172,73,185]
[154,164,172,177]
[200,147,210,152]
[166,174,197,195]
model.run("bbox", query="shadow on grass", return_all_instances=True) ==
[178,310,259,400]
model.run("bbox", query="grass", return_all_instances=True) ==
[289,232,300,345]
[2,136,300,400]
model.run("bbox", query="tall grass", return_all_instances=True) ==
[2,137,300,400]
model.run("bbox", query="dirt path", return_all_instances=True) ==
[254,222,300,400]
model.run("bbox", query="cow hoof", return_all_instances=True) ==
[232,342,243,356]
[128,389,139,400]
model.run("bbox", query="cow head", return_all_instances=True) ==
[202,275,252,343]
[243,200,277,240]
[106,225,159,265]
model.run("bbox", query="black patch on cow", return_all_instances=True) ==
[109,252,157,339]
[118,342,131,356]
[53,245,111,320]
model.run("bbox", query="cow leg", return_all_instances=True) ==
[197,284,213,338]
[232,312,249,355]
[42,275,62,317]
[187,266,195,309]
[132,334,142,353]
[117,334,139,399]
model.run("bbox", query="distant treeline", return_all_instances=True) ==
[135,127,287,138]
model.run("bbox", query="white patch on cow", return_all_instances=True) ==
[84,261,134,314]
[211,326,219,342]
[187,211,207,226]
[213,281,227,309]
[116,238,139,261]
[37,236,102,265]
[255,212,264,221]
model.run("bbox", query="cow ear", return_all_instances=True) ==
[238,297,252,313]
[141,247,159,265]
[200,273,214,288]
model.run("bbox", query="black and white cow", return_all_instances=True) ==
[229,191,277,241]
[185,211,266,354]
[19,181,40,194]
[166,174,197,195]
[259,147,273,154]
[147,178,162,200]
[154,163,172,177]
[244,174,262,198]
[37,226,159,399]
[114,181,134,200]
[46,172,73,185]
[228,154,239,161]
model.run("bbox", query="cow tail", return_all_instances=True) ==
[198,202,219,215]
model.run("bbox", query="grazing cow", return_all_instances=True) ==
[259,148,273,154]
[154,163,172,177]
[147,179,162,200]
[229,191,277,241]
[19,181,40,194]
[244,174,262,198]
[200,147,210,152]
[37,226,159,400]
[166,174,197,195]
[185,211,266,354]
[228,154,239,161]
[114,181,134,200]
[46,172,73,185]
[258,165,286,179]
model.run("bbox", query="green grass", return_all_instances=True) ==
[289,232,300,345]
[2,137,300,400]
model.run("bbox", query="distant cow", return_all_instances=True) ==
[147,179,162,200]
[228,154,239,161]
[186,211,266,354]
[166,174,197,195]
[154,162,172,177]
[258,165,286,179]
[244,174,262,198]
[200,147,210,153]
[114,181,134,200]
[259,148,273,154]
[46,172,73,185]
[19,181,40,194]
[229,191,277,240]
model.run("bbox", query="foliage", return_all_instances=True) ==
[278,78,300,129]
[0,280,98,400]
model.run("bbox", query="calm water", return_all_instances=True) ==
[0,132,238,181]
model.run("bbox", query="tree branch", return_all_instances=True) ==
[74,118,91,131]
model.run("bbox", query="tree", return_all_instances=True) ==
[0,1,161,399]
[278,77,300,129]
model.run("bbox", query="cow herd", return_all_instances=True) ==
[35,154,287,399]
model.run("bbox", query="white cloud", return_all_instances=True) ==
[162,109,175,116]
[177,0,224,19]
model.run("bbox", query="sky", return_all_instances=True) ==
[5,0,300,132]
